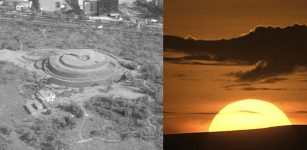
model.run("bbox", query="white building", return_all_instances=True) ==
[38,90,56,103]
[16,0,32,11]
[143,0,163,7]
[39,0,56,12]
[78,0,84,10]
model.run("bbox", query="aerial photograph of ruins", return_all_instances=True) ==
[0,0,163,149]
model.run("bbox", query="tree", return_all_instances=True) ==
[65,0,82,15]
[31,0,40,11]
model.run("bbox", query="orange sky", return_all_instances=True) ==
[164,59,307,134]
[164,0,307,134]
[164,0,307,39]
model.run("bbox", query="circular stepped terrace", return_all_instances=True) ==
[43,49,126,87]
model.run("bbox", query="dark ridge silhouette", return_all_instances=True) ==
[164,24,307,81]
[164,125,307,150]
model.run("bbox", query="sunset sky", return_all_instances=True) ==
[165,0,307,39]
[164,0,307,134]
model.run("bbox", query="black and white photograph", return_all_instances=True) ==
[0,0,162,149]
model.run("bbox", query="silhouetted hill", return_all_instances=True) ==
[164,24,307,81]
[165,24,307,51]
[164,125,307,150]
[185,34,198,40]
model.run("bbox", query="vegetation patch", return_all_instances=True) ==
[0,61,41,85]
[84,96,156,140]
[16,115,76,150]
[57,102,84,118]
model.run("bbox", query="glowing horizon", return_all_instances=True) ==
[208,99,292,132]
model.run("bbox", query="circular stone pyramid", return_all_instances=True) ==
[43,49,126,87]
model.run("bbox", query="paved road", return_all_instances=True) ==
[0,15,162,36]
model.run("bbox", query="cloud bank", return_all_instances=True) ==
[164,24,307,82]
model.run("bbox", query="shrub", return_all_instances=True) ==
[0,61,39,85]
[18,129,38,148]
[17,116,73,150]
[85,96,153,140]
[39,131,68,150]
[89,130,100,137]
[134,0,163,19]
[131,105,150,120]
[0,124,12,136]
[0,135,12,150]
[57,102,84,118]
[51,116,76,130]
[139,62,162,83]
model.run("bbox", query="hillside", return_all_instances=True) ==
[119,0,163,20]
[165,125,307,150]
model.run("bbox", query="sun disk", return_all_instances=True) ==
[208,99,291,132]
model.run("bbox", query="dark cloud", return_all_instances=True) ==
[182,78,200,81]
[171,73,200,81]
[164,111,216,115]
[173,73,186,78]
[164,24,307,82]
[164,56,210,61]
[242,87,287,91]
[164,57,244,66]
[261,77,288,84]
[223,83,251,90]
[295,111,307,114]
[238,110,261,114]
[223,83,286,91]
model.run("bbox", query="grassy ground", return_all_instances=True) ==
[0,20,162,62]
[0,19,162,150]
[0,20,162,78]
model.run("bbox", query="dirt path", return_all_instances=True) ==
[75,106,121,144]
[77,106,90,142]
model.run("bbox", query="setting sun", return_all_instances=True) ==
[208,99,291,132]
